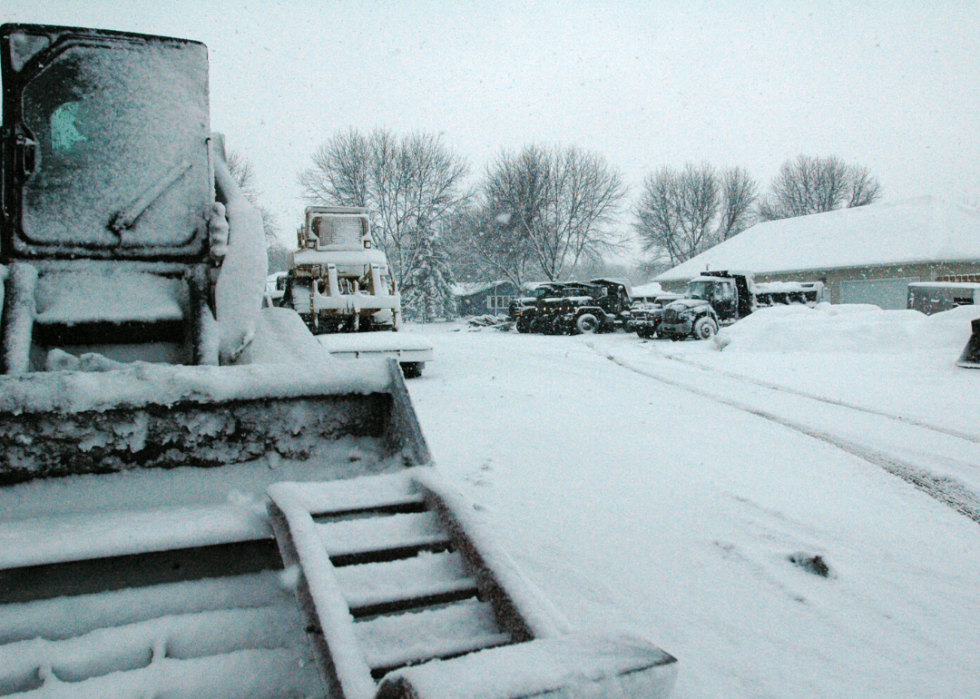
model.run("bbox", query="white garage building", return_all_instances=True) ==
[654,196,980,309]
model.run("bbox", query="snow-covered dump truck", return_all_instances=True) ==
[659,270,824,340]
[0,23,676,699]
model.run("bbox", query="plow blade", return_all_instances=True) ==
[956,318,980,369]
[1,362,677,698]
[0,359,428,486]
[0,358,425,699]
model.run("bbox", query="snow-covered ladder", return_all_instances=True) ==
[267,468,678,699]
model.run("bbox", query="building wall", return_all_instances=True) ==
[457,282,519,316]
[659,261,980,310]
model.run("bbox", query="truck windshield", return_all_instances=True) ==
[687,281,713,300]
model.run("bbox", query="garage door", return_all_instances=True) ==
[839,277,919,310]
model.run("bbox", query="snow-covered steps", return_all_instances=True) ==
[268,470,526,698]
[355,598,512,677]
[374,632,679,699]
[0,572,324,698]
[267,468,679,699]
[317,511,452,565]
[335,551,478,617]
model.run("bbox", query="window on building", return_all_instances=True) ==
[486,295,516,310]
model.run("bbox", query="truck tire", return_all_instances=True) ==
[575,314,599,334]
[693,316,718,340]
[401,362,424,379]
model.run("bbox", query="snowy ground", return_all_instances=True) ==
[402,305,980,699]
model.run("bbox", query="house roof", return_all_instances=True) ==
[655,196,980,283]
[631,282,664,297]
[452,281,512,296]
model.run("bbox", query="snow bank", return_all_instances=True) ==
[717,303,978,354]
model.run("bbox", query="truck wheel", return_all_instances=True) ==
[637,327,649,339]
[401,362,423,379]
[693,317,718,340]
[575,314,599,334]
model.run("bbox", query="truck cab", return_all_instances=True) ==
[659,271,755,340]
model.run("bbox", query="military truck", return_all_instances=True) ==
[629,292,681,338]
[515,279,632,335]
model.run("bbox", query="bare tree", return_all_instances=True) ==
[633,162,757,268]
[480,145,628,281]
[847,165,884,208]
[440,206,538,288]
[225,149,280,248]
[717,167,758,240]
[298,128,470,290]
[758,155,882,221]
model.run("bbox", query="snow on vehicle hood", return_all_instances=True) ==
[667,298,709,311]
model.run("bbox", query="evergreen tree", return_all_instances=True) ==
[402,230,457,323]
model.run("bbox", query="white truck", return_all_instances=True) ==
[281,206,433,376]
[283,206,400,332]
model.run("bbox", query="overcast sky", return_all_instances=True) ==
[5,0,979,256]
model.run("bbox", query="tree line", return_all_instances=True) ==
[246,128,884,320]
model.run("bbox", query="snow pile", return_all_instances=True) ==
[717,303,978,354]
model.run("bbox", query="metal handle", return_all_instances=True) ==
[15,133,36,177]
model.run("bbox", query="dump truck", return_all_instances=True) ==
[659,270,824,340]
[281,207,433,377]
[0,22,676,699]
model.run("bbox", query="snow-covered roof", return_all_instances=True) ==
[452,281,512,296]
[631,282,664,297]
[656,196,980,283]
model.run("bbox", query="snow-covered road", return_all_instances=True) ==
[404,316,980,699]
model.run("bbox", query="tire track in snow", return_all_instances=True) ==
[591,345,980,526]
[654,350,980,445]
